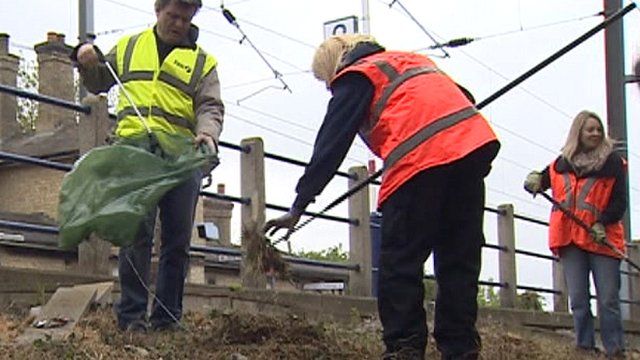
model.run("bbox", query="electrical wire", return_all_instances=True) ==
[476,12,603,42]
[385,0,449,58]
[222,70,311,90]
[487,187,550,211]
[202,5,316,49]
[94,23,152,36]
[225,112,368,166]
[226,101,372,154]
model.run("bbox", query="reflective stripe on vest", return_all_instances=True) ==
[115,29,214,135]
[554,175,601,219]
[361,60,479,170]
[334,51,497,206]
[117,106,195,133]
[384,106,478,170]
[370,62,440,128]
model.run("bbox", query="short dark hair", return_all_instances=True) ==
[154,0,202,12]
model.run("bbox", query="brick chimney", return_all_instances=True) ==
[203,183,235,246]
[34,32,74,134]
[0,33,20,142]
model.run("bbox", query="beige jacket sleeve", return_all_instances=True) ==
[194,67,225,147]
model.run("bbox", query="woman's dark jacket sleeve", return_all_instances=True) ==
[291,73,374,211]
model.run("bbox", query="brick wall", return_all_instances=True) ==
[0,164,68,220]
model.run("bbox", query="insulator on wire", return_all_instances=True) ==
[429,37,475,49]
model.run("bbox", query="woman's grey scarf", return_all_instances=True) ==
[569,142,613,176]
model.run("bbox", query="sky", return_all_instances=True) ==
[2,0,640,308]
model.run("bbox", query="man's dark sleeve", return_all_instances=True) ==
[291,73,374,212]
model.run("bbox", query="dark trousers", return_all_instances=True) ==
[378,145,495,358]
[115,169,201,329]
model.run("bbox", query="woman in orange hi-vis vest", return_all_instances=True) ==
[524,110,626,358]
[264,35,499,360]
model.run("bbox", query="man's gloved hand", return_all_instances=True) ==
[523,171,542,195]
[590,222,608,245]
[195,132,219,175]
[71,43,105,68]
[263,208,302,241]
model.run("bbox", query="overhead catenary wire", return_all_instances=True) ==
[220,4,292,94]
[418,11,603,51]
[385,0,449,58]
[226,101,372,154]
[225,112,368,166]
[203,5,316,49]
[271,2,638,245]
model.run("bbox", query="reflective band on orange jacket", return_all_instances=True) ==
[548,159,625,258]
[333,51,497,205]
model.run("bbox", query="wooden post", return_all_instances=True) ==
[347,166,372,297]
[627,242,640,322]
[497,204,517,308]
[552,257,568,312]
[240,137,266,289]
[77,94,112,276]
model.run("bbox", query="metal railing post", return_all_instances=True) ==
[552,258,568,312]
[628,242,640,321]
[240,137,267,289]
[497,203,517,308]
[347,166,372,297]
[77,94,112,276]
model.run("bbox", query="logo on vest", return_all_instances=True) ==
[173,59,192,74]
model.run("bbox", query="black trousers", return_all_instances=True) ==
[378,143,496,358]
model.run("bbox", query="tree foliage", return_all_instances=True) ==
[295,244,348,263]
[16,58,38,132]
[476,278,546,311]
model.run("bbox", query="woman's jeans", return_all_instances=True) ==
[560,244,624,354]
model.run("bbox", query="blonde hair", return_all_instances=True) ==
[311,34,378,84]
[561,110,613,160]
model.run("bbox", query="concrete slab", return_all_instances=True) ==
[74,281,114,307]
[15,283,98,345]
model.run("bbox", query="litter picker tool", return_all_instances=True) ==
[538,191,640,273]
[91,45,159,152]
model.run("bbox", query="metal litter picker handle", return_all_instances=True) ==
[538,192,640,273]
[103,60,152,135]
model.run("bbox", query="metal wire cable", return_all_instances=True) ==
[124,253,189,332]
[225,112,368,166]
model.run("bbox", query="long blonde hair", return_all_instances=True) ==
[561,110,613,172]
[311,34,378,84]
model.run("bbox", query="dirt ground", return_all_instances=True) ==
[0,305,639,359]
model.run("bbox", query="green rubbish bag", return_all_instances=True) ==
[58,133,217,249]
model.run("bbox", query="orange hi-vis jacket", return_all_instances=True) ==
[548,159,625,258]
[333,51,497,205]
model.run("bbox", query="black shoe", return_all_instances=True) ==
[119,319,148,333]
[382,347,424,360]
[576,346,601,355]
[441,350,479,360]
[607,349,626,359]
[151,321,183,332]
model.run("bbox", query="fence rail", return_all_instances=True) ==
[2,79,640,316]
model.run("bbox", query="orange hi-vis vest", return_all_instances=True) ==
[548,159,625,258]
[333,51,497,205]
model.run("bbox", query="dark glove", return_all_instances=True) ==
[196,135,219,175]
[590,222,607,245]
[263,208,302,241]
[70,43,105,65]
[523,171,542,195]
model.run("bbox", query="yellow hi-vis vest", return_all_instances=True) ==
[115,28,216,139]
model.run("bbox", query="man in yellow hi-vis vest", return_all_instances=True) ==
[73,0,224,332]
